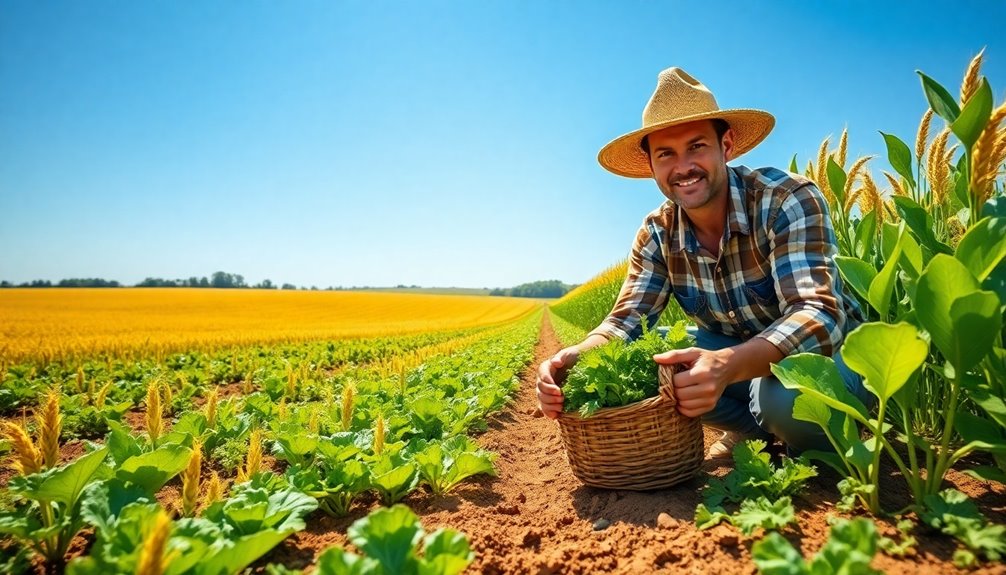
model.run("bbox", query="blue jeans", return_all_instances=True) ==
[660,326,874,454]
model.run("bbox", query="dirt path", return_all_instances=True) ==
[320,312,1005,575]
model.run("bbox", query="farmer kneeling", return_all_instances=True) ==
[536,67,873,459]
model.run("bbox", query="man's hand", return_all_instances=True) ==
[536,347,580,419]
[653,347,735,418]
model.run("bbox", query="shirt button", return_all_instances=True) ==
[728,310,736,319]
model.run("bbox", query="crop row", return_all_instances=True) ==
[0,309,543,573]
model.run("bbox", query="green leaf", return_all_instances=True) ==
[835,256,877,303]
[772,354,870,421]
[370,459,419,505]
[116,444,191,494]
[419,529,475,575]
[963,466,1006,484]
[968,385,1006,428]
[893,196,953,256]
[731,496,796,536]
[827,157,847,206]
[951,78,993,150]
[842,322,927,401]
[315,547,381,575]
[443,452,495,493]
[694,504,731,530]
[35,447,108,506]
[792,393,832,429]
[789,154,799,174]
[199,529,293,575]
[880,131,917,190]
[956,217,1006,282]
[854,210,877,260]
[752,532,809,575]
[948,291,1003,372]
[868,226,905,318]
[983,197,1006,219]
[347,505,424,575]
[915,254,998,371]
[812,518,882,574]
[918,71,961,123]
[899,228,924,280]
[105,421,143,466]
[955,412,1005,447]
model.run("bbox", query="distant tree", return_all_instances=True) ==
[57,278,120,287]
[281,283,297,290]
[491,279,571,298]
[0,280,11,288]
[254,279,275,289]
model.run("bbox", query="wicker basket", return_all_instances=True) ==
[556,364,704,490]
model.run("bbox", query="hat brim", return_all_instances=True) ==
[597,110,776,179]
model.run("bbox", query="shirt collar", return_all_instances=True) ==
[668,166,750,254]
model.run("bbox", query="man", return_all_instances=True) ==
[536,67,871,458]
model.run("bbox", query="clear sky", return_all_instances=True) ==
[2,1,1004,288]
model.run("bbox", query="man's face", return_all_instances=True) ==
[648,120,734,211]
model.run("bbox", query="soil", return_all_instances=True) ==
[5,313,1006,574]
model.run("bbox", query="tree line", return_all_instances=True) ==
[489,279,574,298]
[0,272,296,290]
[0,273,575,297]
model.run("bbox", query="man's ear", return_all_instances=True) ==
[721,128,736,162]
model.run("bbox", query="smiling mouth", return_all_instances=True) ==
[672,176,703,188]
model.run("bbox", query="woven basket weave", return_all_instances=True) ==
[556,364,704,490]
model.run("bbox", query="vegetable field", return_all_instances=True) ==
[3,54,1006,574]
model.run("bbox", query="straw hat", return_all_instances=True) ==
[598,67,775,178]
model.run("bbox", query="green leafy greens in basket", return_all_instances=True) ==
[563,320,692,417]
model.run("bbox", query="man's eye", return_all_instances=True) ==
[690,143,705,151]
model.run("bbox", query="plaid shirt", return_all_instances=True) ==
[590,165,864,357]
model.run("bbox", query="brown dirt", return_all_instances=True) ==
[268,313,1006,574]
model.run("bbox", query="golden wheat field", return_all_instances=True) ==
[0,288,540,364]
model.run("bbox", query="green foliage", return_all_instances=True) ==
[701,440,818,508]
[752,517,882,575]
[921,489,1006,565]
[315,505,474,575]
[0,448,109,566]
[68,474,317,575]
[695,440,815,536]
[563,321,692,416]
[410,436,496,496]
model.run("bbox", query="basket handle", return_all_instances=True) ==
[657,364,682,407]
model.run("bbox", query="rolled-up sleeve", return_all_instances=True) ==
[755,184,847,356]
[588,219,672,342]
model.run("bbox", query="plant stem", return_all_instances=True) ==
[928,369,962,495]
[900,409,923,504]
[868,402,889,513]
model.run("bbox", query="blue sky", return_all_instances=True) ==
[2,1,1004,288]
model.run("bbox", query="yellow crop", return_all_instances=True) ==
[0,288,539,364]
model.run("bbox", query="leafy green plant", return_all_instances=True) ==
[68,474,318,575]
[370,453,419,505]
[563,321,692,416]
[694,440,816,534]
[315,505,474,575]
[410,436,496,495]
[920,489,1006,567]
[752,517,882,575]
[0,448,108,566]
[774,242,1005,513]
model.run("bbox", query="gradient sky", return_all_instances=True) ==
[2,1,1004,288]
